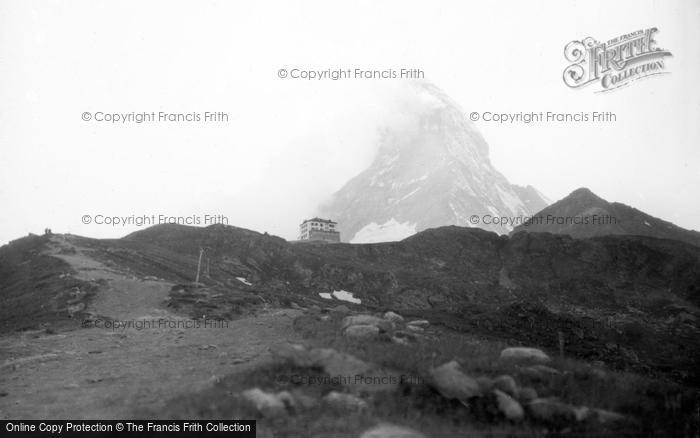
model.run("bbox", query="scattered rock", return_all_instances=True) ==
[393,330,418,341]
[270,343,399,393]
[429,360,482,401]
[359,424,427,438]
[391,336,410,346]
[330,305,351,314]
[677,311,697,324]
[493,389,525,421]
[572,406,592,422]
[323,391,368,412]
[67,302,86,317]
[406,325,424,333]
[384,311,404,323]
[588,366,608,380]
[592,408,626,424]
[520,364,561,380]
[309,348,374,377]
[517,386,538,402]
[290,390,317,410]
[344,324,380,339]
[427,294,447,307]
[241,388,294,417]
[529,364,561,374]
[406,319,429,328]
[493,375,518,397]
[527,398,577,423]
[500,347,550,363]
[342,315,393,332]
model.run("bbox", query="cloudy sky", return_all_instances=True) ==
[1,0,698,244]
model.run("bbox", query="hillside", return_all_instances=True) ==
[1,224,699,435]
[512,188,700,247]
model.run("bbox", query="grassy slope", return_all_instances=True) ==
[0,235,97,333]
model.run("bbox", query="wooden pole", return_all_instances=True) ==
[195,247,204,285]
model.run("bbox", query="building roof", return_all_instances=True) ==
[300,217,337,225]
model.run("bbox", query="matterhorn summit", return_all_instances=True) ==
[317,81,548,243]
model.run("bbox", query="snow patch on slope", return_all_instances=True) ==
[351,218,417,243]
[318,290,362,304]
[332,290,361,304]
[236,277,252,286]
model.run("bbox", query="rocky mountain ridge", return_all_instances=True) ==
[318,82,549,242]
[512,187,700,247]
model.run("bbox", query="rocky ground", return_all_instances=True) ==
[162,307,697,437]
[0,235,303,419]
[0,225,698,436]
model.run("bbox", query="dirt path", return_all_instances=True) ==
[0,236,302,419]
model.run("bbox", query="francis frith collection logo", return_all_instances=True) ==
[563,27,672,92]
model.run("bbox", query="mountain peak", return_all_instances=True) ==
[317,81,549,243]
[513,189,700,247]
[567,187,605,202]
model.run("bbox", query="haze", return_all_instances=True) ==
[1,0,698,244]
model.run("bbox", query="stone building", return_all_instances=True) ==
[298,218,340,243]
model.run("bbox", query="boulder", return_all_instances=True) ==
[517,386,538,402]
[519,365,561,380]
[500,347,550,363]
[384,311,404,323]
[528,364,560,374]
[406,319,430,328]
[592,408,626,424]
[67,302,86,317]
[323,391,367,412]
[493,375,518,397]
[344,324,380,339]
[342,315,393,332]
[309,348,373,377]
[241,388,293,417]
[393,330,417,341]
[360,424,427,438]
[429,360,482,401]
[493,389,525,421]
[330,304,351,314]
[391,336,410,346]
[270,343,399,393]
[588,367,608,380]
[290,390,317,410]
[527,398,577,423]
